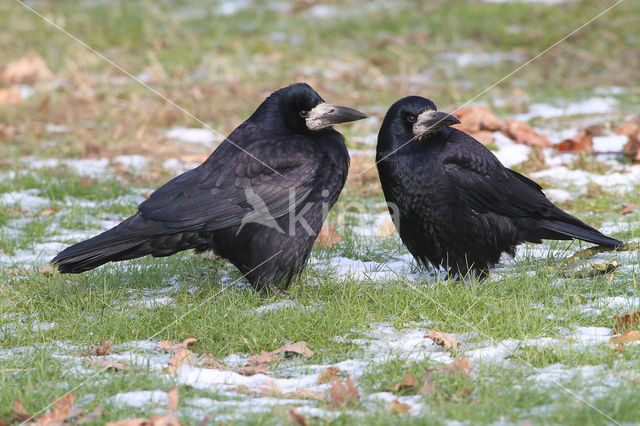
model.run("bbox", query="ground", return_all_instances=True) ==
[1,0,640,424]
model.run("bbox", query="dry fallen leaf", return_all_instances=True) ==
[385,372,419,393]
[84,339,113,356]
[236,363,270,376]
[318,366,341,384]
[608,330,640,353]
[105,418,149,426]
[425,330,460,351]
[85,358,129,372]
[257,381,283,396]
[37,393,83,425]
[40,265,56,276]
[157,338,197,354]
[168,348,193,374]
[613,310,640,334]
[197,353,227,370]
[106,413,183,426]
[503,120,551,148]
[315,225,342,247]
[229,384,253,395]
[167,387,179,411]
[286,407,311,426]
[438,358,475,376]
[1,55,53,84]
[453,106,503,133]
[0,87,22,105]
[620,203,640,215]
[614,116,640,137]
[389,399,411,415]
[286,389,325,401]
[10,398,31,422]
[248,341,314,364]
[376,218,396,237]
[329,377,359,409]
[556,128,594,152]
[418,370,435,396]
[468,130,496,145]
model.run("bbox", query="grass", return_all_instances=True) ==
[1,0,640,424]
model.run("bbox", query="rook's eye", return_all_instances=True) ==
[299,111,309,118]
[407,115,417,123]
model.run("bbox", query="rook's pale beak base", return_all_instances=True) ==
[306,103,367,131]
[413,110,460,139]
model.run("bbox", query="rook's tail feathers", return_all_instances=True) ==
[540,220,622,248]
[51,214,197,273]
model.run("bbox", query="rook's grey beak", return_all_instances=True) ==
[306,103,367,131]
[413,110,460,139]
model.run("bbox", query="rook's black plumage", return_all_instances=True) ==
[376,96,622,278]
[52,83,366,290]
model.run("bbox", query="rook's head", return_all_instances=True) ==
[380,96,460,143]
[253,83,367,134]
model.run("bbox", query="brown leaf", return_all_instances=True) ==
[11,398,31,422]
[38,393,81,425]
[318,366,341,384]
[168,348,193,374]
[287,407,310,426]
[608,330,640,353]
[85,358,129,372]
[315,225,342,247]
[257,381,283,396]
[503,120,551,148]
[438,358,475,376]
[453,106,503,133]
[385,372,419,392]
[620,203,640,215]
[468,130,495,145]
[0,87,21,105]
[613,310,640,334]
[197,353,227,370]
[556,128,594,152]
[614,116,640,137]
[84,339,113,356]
[0,123,16,141]
[425,330,460,351]
[76,404,104,424]
[157,338,197,354]
[236,363,270,376]
[248,341,314,364]
[229,385,253,395]
[329,377,359,408]
[389,399,411,415]
[1,55,52,84]
[376,218,396,237]
[167,387,179,411]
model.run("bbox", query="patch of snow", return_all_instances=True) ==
[493,132,531,167]
[113,155,149,170]
[127,296,174,309]
[592,135,628,152]
[65,158,110,178]
[166,127,222,148]
[441,51,525,68]
[108,390,169,407]
[162,158,199,174]
[515,98,617,121]
[578,297,639,317]
[0,189,49,211]
[45,124,70,134]
[543,188,573,204]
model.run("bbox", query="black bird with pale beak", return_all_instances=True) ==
[376,96,621,279]
[52,83,366,291]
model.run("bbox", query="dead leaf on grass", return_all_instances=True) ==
[257,381,283,396]
[106,413,183,426]
[376,218,396,237]
[286,407,310,426]
[10,398,31,422]
[329,377,359,409]
[168,348,193,374]
[556,128,594,152]
[40,265,56,276]
[236,363,270,376]
[286,389,325,401]
[157,338,197,354]
[83,339,113,356]
[2,55,53,84]
[620,203,640,215]
[0,87,22,105]
[197,353,227,370]
[385,372,419,393]
[84,358,129,372]
[418,370,435,396]
[167,387,179,410]
[504,120,551,148]
[425,330,460,351]
[76,404,104,424]
[229,384,253,395]
[613,310,640,334]
[453,106,503,133]
[608,330,640,353]
[438,358,475,376]
[389,399,411,415]
[37,393,83,425]
[315,225,342,247]
[247,341,314,364]
[318,366,341,384]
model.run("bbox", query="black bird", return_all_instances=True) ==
[52,83,366,291]
[376,96,622,279]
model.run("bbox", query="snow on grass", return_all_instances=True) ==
[108,390,169,407]
[166,127,223,148]
[440,51,525,68]
[515,97,617,121]
[0,189,50,211]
